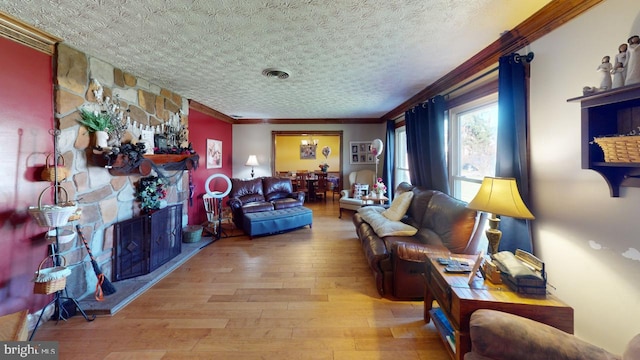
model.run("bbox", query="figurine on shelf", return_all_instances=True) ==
[597,55,613,90]
[625,35,640,86]
[611,61,626,89]
[615,43,628,75]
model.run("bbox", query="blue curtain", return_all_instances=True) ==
[382,120,395,201]
[405,95,449,194]
[495,53,534,253]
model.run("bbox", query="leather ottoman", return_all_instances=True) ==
[243,206,313,239]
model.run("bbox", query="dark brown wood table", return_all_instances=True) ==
[423,254,574,360]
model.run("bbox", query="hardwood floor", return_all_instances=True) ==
[33,200,449,360]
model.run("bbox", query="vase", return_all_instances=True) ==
[95,130,109,148]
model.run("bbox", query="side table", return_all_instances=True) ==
[423,254,573,360]
[361,194,388,205]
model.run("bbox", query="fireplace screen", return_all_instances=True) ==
[114,204,182,281]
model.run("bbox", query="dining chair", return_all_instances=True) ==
[295,173,309,201]
[315,172,328,201]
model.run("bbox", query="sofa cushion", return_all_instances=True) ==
[263,177,294,201]
[358,206,417,237]
[421,192,477,253]
[272,197,303,209]
[241,201,274,214]
[382,191,414,221]
[230,177,265,203]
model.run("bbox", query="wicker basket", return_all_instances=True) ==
[593,135,640,163]
[28,186,77,227]
[33,256,71,295]
[40,153,69,183]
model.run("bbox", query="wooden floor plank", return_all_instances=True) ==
[32,200,449,359]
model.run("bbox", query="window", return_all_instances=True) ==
[394,126,411,188]
[449,94,498,202]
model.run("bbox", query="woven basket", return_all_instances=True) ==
[593,135,640,162]
[28,186,77,227]
[40,153,69,182]
[33,256,70,295]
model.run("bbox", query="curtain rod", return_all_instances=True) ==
[443,51,535,98]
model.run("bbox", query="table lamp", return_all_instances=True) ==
[467,176,535,255]
[245,155,259,178]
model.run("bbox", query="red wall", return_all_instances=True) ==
[187,108,233,225]
[0,37,56,315]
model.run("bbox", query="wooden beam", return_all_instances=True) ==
[381,0,604,120]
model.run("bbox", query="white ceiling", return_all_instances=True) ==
[0,0,549,120]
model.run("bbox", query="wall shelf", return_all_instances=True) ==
[568,83,640,197]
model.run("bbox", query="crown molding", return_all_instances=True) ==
[0,11,60,55]
[234,118,382,125]
[189,100,236,124]
[382,0,604,120]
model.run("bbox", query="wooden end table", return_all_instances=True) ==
[423,254,573,360]
[361,194,388,205]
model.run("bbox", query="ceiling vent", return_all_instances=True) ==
[262,68,290,79]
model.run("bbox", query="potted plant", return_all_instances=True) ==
[78,108,112,148]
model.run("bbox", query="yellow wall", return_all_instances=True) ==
[274,135,341,173]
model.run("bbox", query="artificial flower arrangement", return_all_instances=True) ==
[136,176,168,213]
[318,163,329,172]
[373,178,387,194]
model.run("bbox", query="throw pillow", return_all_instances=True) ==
[351,182,360,197]
[382,191,414,221]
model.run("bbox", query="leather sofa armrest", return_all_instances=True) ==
[292,191,306,203]
[228,197,242,211]
[340,189,350,198]
[468,310,620,360]
[393,241,450,263]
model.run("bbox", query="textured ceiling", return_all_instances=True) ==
[0,0,549,120]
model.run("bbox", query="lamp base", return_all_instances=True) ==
[485,216,502,255]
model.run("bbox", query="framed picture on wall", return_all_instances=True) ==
[350,141,375,164]
[207,139,222,169]
[300,144,317,159]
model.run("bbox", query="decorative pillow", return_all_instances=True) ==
[351,182,360,197]
[382,191,414,221]
[358,206,417,237]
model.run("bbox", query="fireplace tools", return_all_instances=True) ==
[76,225,117,300]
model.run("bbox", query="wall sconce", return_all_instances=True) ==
[245,155,259,178]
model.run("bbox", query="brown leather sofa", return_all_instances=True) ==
[352,183,485,300]
[228,177,305,229]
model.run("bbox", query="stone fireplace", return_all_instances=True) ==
[53,43,190,302]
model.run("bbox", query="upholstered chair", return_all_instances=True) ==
[338,169,376,218]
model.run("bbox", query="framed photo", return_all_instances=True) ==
[300,144,317,159]
[207,139,222,169]
[349,141,376,164]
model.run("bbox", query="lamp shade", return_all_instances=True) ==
[467,177,535,219]
[245,155,259,166]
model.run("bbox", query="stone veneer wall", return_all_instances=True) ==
[52,43,190,299]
